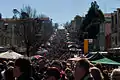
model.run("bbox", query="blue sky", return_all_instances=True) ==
[0,0,120,25]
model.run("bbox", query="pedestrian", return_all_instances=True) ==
[74,58,94,80]
[13,58,34,80]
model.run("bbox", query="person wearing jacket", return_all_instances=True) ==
[13,58,34,80]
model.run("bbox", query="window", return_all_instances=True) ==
[100,24,104,32]
[115,36,117,45]
[119,32,120,42]
[4,23,8,30]
[111,15,114,28]
[115,14,117,24]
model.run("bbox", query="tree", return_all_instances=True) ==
[54,23,59,30]
[0,13,2,19]
[63,22,70,30]
[13,6,53,56]
[13,9,20,19]
[21,5,37,18]
[74,15,82,20]
[80,1,105,39]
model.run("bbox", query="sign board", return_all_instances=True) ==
[88,39,93,43]
[84,39,88,55]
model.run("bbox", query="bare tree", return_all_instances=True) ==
[21,5,37,18]
[12,6,53,56]
[19,11,43,56]
[17,6,53,56]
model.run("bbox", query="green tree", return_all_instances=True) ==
[80,1,105,39]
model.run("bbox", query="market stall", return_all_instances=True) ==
[91,57,120,65]
[0,50,23,59]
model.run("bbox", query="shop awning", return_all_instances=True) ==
[91,58,120,65]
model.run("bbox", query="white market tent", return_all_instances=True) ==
[0,50,23,59]
[69,48,81,51]
[68,57,81,61]
[109,47,120,50]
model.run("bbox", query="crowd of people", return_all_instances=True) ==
[0,54,119,80]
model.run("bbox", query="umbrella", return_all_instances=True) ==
[32,55,43,59]
[68,57,81,61]
[91,58,120,65]
[68,44,78,48]
[0,50,23,59]
[37,49,48,54]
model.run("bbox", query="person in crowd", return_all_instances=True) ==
[95,63,103,72]
[1,61,7,80]
[111,69,120,80]
[31,64,41,80]
[65,68,74,80]
[4,66,15,80]
[7,61,14,67]
[51,60,66,80]
[95,63,110,80]
[43,67,61,80]
[90,67,104,80]
[0,63,3,80]
[38,59,48,80]
[62,61,67,71]
[74,58,94,80]
[51,60,63,71]
[103,70,110,80]
[90,63,95,68]
[13,58,34,80]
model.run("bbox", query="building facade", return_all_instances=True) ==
[0,19,22,47]
[104,14,112,50]
[67,15,83,43]
[96,13,111,51]
[0,18,53,49]
[98,23,105,51]
[111,8,120,48]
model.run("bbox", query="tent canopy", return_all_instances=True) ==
[68,57,81,61]
[31,55,43,60]
[68,44,78,48]
[0,50,23,59]
[85,53,94,58]
[91,58,120,65]
[88,53,105,61]
[0,46,9,53]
